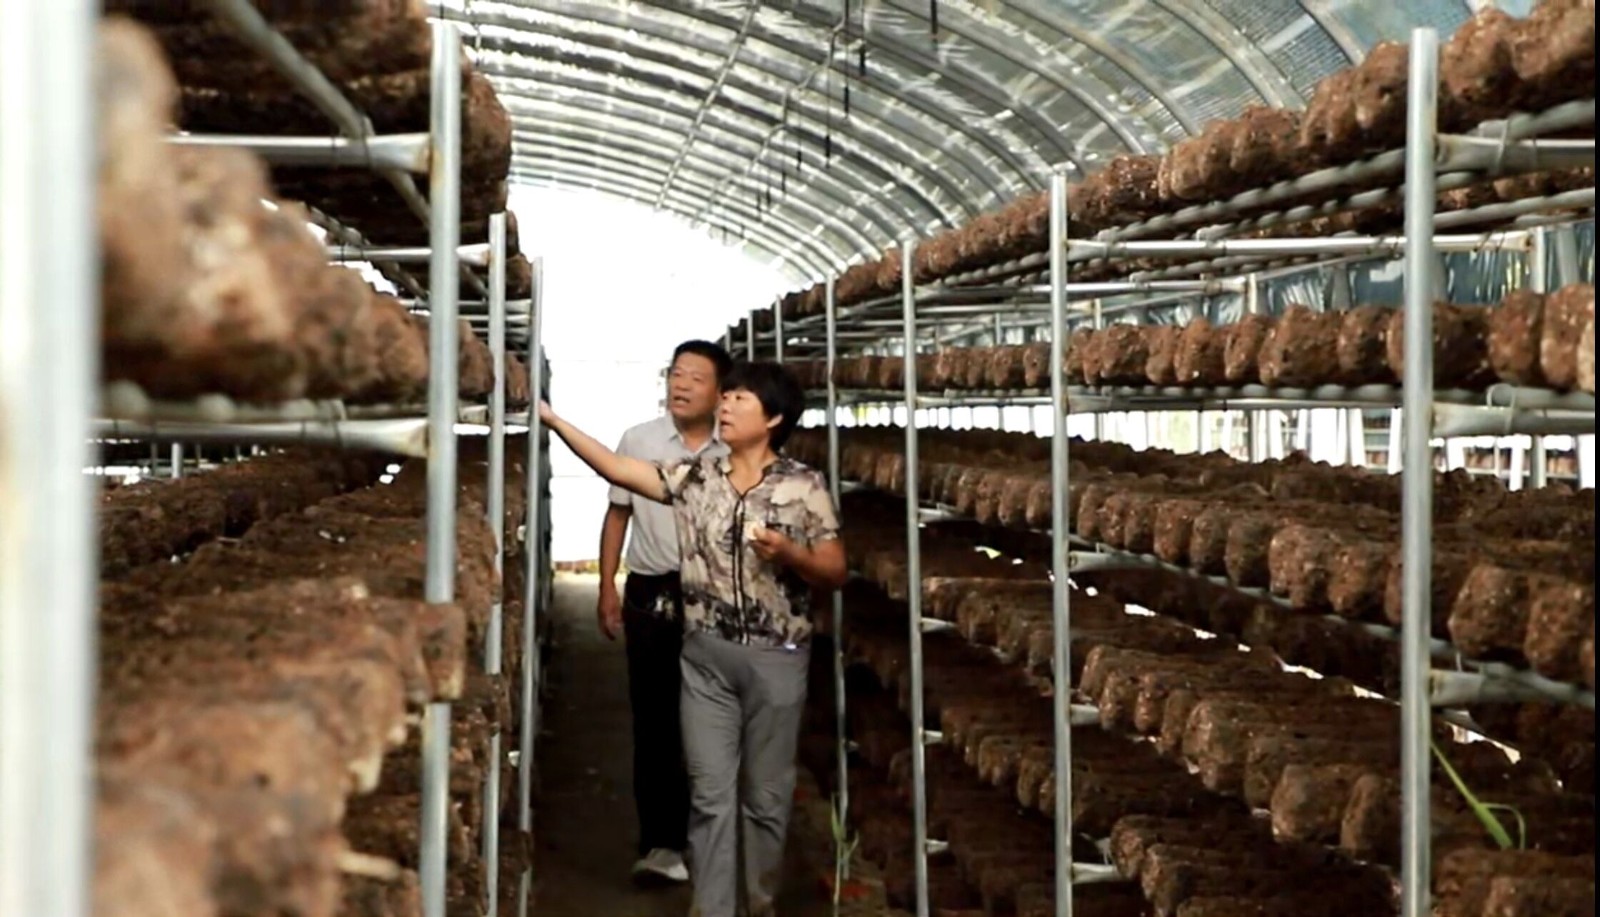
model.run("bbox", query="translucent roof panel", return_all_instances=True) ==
[443,0,1481,284]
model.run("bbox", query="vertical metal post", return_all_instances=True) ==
[747,310,757,361]
[900,236,931,917]
[1048,170,1075,917]
[1399,29,1439,917]
[422,22,463,917]
[170,443,184,478]
[1527,229,1550,488]
[1542,224,1582,492]
[1245,274,1267,463]
[0,3,96,914]
[1551,225,1581,286]
[487,213,508,672]
[482,211,508,917]
[1528,227,1550,293]
[1329,266,1354,312]
[519,256,546,898]
[824,275,849,902]
[775,297,786,365]
[1347,409,1365,467]
[1090,300,1104,441]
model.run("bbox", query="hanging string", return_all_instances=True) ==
[930,0,939,41]
[825,33,834,170]
[859,0,868,74]
[841,3,851,118]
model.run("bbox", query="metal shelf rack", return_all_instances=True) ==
[0,6,551,917]
[743,41,1595,917]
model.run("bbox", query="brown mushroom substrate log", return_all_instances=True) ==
[809,426,1593,700]
[770,0,1595,318]
[804,283,1589,398]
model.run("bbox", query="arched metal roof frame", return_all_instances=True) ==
[472,25,1004,231]
[889,0,1198,140]
[675,0,1131,159]
[1142,0,1304,107]
[513,131,850,252]
[816,0,1171,147]
[507,127,858,274]
[456,0,1484,278]
[1296,4,1369,64]
[481,50,964,230]
[511,147,838,275]
[501,92,893,258]
[479,0,1066,185]
[484,58,965,235]
[500,85,904,251]
[508,123,879,263]
[514,159,830,280]
[473,2,1044,208]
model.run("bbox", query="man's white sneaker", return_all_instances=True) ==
[631,848,689,884]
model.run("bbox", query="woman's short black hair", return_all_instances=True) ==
[722,361,805,449]
[671,339,734,382]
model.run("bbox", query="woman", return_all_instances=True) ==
[539,360,848,917]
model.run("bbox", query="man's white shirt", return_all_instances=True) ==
[610,414,728,576]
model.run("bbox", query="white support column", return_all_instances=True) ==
[0,4,98,915]
[1245,274,1268,462]
[1048,169,1075,917]
[899,235,932,917]
[1528,228,1550,487]
[421,22,463,917]
[1399,30,1440,917]
[482,211,508,917]
[823,276,849,892]
[517,256,546,917]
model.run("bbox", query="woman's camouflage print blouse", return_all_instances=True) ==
[657,453,841,648]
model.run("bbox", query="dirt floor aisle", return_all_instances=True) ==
[529,574,837,917]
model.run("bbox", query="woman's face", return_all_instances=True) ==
[716,387,777,449]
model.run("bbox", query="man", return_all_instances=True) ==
[597,339,731,884]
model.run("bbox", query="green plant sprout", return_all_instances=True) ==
[829,792,861,909]
[1431,739,1526,850]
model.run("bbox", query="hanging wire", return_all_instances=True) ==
[466,0,482,56]
[858,0,868,75]
[823,32,835,170]
[840,2,851,118]
[930,0,939,42]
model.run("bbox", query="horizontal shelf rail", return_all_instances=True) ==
[169,131,431,172]
[91,417,430,457]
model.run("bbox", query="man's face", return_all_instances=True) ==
[667,352,720,424]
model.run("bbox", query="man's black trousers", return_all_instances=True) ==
[622,571,690,856]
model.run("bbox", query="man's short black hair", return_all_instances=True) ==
[722,361,805,449]
[671,339,733,382]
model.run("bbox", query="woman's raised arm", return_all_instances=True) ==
[538,402,668,503]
